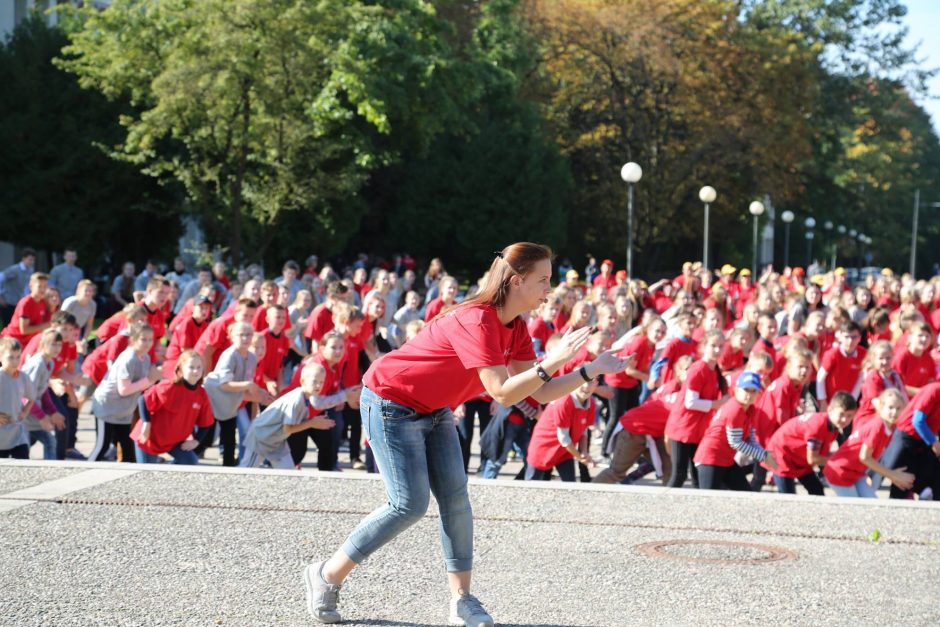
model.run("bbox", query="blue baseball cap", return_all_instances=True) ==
[736,371,763,392]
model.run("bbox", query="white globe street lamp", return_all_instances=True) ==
[621,163,642,278]
[700,186,717,270]
[749,201,765,275]
[781,210,795,267]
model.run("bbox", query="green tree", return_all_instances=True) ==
[58,0,483,267]
[0,15,181,269]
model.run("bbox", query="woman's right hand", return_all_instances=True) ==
[138,422,151,443]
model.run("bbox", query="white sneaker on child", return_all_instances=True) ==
[449,592,495,627]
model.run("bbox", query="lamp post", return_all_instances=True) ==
[621,162,642,279]
[804,217,816,267]
[910,189,940,278]
[824,221,834,269]
[699,186,717,270]
[749,201,765,276]
[781,210,794,268]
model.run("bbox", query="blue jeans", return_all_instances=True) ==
[135,443,199,465]
[479,419,529,479]
[29,429,57,460]
[340,387,472,573]
[830,477,877,498]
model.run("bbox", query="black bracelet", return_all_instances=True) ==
[579,366,594,383]
[534,361,552,383]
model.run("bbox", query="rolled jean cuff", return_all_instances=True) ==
[341,540,368,565]
[444,557,473,573]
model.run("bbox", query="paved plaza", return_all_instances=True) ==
[1,460,937,626]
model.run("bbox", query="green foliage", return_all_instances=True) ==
[0,14,181,269]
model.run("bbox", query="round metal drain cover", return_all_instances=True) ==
[635,540,797,565]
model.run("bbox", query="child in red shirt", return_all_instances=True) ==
[655,313,697,387]
[303,281,349,348]
[881,381,940,499]
[855,341,907,428]
[196,298,257,371]
[162,295,213,379]
[424,276,459,322]
[258,305,290,397]
[132,350,214,464]
[892,321,935,395]
[524,378,597,481]
[718,327,750,373]
[252,280,293,333]
[768,391,857,495]
[527,297,560,357]
[749,312,781,380]
[824,389,913,497]
[816,321,866,409]
[665,329,728,488]
[694,371,777,491]
[1,272,50,346]
[594,355,693,485]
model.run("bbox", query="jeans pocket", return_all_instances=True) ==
[380,401,418,421]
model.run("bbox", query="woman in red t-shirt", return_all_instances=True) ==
[304,243,631,626]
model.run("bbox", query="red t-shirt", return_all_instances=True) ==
[718,344,744,373]
[593,274,617,290]
[252,304,292,333]
[131,381,214,455]
[143,303,167,343]
[195,317,235,371]
[665,360,722,443]
[424,297,447,322]
[339,333,364,388]
[750,337,782,380]
[287,353,343,397]
[258,329,290,385]
[820,346,866,400]
[95,311,125,344]
[896,382,940,440]
[19,335,75,376]
[303,304,334,342]
[892,347,936,390]
[558,345,594,377]
[527,318,555,352]
[620,379,681,437]
[168,300,195,337]
[823,419,894,487]
[526,394,595,471]
[768,412,838,478]
[855,370,906,428]
[660,337,698,385]
[607,335,654,389]
[365,304,536,414]
[162,317,209,379]
[82,333,130,385]
[753,374,803,444]
[694,398,756,467]
[1,295,49,345]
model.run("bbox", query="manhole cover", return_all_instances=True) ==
[635,540,797,565]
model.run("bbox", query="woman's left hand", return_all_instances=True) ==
[588,349,636,376]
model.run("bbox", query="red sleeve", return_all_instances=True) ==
[144,381,171,415]
[726,404,748,430]
[861,372,882,401]
[556,397,574,430]
[821,348,837,371]
[251,307,267,331]
[685,363,707,393]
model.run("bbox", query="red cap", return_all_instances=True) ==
[615,270,628,279]
[602,259,614,267]
[792,267,805,277]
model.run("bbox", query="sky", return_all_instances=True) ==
[904,0,940,135]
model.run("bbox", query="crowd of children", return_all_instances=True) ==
[1,247,939,499]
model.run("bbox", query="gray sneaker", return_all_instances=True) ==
[449,593,494,627]
[303,561,342,624]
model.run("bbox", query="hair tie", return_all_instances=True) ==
[493,251,504,259]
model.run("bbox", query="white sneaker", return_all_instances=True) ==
[449,593,495,627]
[303,561,342,624]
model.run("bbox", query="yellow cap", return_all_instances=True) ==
[739,268,752,276]
[720,264,737,275]
[834,267,846,275]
